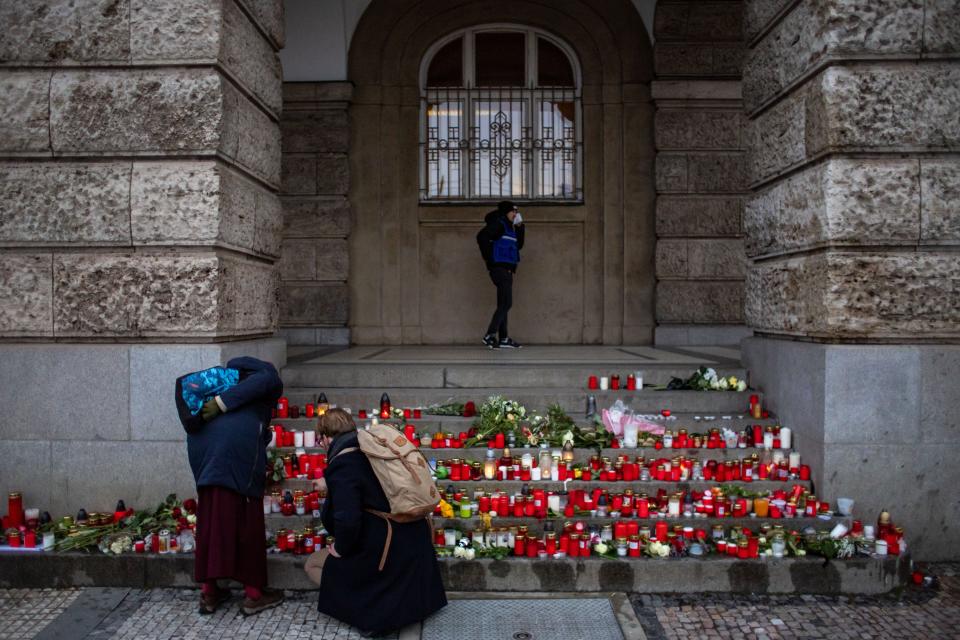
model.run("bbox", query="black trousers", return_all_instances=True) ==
[485,267,513,340]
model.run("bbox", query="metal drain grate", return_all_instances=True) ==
[421,598,622,640]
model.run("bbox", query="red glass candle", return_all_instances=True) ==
[611,375,620,390]
[514,535,526,556]
[403,408,412,419]
[588,376,599,389]
[626,521,639,537]
[7,493,23,528]
[414,408,422,419]
[494,433,505,448]
[559,533,569,554]
[277,397,289,419]
[655,521,668,542]
[23,531,36,548]
[546,535,557,555]
[358,409,367,419]
[637,497,649,518]
[614,521,628,539]
[526,537,539,558]
[799,465,811,480]
[626,375,636,390]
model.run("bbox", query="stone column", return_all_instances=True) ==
[0,0,286,514]
[278,82,352,346]
[652,0,752,346]
[742,0,960,558]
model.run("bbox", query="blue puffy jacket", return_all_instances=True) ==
[180,356,282,497]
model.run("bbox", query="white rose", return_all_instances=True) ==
[705,368,718,381]
[562,431,575,445]
[765,548,773,556]
[796,549,806,556]
[465,548,476,560]
[719,378,730,390]
[507,413,515,422]
[453,547,465,558]
[710,379,720,390]
[594,542,609,555]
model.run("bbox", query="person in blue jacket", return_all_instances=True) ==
[476,200,525,348]
[177,356,284,616]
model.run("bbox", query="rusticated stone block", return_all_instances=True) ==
[745,158,921,257]
[53,253,220,337]
[217,255,278,334]
[0,254,53,336]
[50,68,222,153]
[750,63,960,184]
[688,153,746,192]
[280,239,316,281]
[131,0,281,114]
[130,0,219,62]
[655,44,744,77]
[747,251,960,337]
[0,0,131,64]
[130,161,280,258]
[316,156,350,195]
[282,197,351,237]
[656,281,744,323]
[281,110,349,154]
[747,88,806,184]
[654,2,743,42]
[921,158,960,241]
[281,156,317,195]
[235,0,284,49]
[315,238,349,281]
[656,154,688,192]
[0,71,50,152]
[744,0,794,42]
[221,80,281,186]
[658,238,746,279]
[280,283,349,325]
[219,0,282,114]
[744,0,923,112]
[656,196,742,237]
[0,162,131,244]
[655,110,743,150]
[925,0,960,54]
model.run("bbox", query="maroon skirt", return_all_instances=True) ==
[194,486,267,588]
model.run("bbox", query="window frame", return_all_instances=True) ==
[419,24,584,204]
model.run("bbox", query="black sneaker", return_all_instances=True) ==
[482,334,499,349]
[499,337,522,349]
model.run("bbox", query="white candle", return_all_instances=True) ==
[600,376,609,390]
[263,497,271,515]
[779,427,791,449]
[772,451,784,465]
[304,430,316,448]
[444,530,456,546]
[636,373,643,390]
[789,452,801,469]
[623,422,638,448]
[42,532,55,551]
[763,431,774,450]
[531,467,542,481]
[294,431,304,447]
[548,494,560,513]
[521,453,533,468]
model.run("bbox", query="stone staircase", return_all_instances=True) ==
[256,346,908,594]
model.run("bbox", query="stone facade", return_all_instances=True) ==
[741,0,960,559]
[278,82,352,346]
[0,0,285,513]
[653,0,749,345]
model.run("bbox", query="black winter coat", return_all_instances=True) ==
[181,357,282,498]
[477,209,525,272]
[318,431,447,633]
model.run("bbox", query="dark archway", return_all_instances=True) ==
[347,0,655,344]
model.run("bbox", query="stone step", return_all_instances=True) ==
[271,414,779,429]
[276,478,810,493]
[262,513,848,533]
[0,552,909,594]
[283,387,758,414]
[273,444,795,461]
[281,362,748,389]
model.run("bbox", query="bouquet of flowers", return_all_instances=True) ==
[665,367,747,392]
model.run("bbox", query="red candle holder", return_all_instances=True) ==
[588,376,599,389]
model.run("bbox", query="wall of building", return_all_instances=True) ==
[0,0,287,514]
[652,0,751,346]
[742,0,960,560]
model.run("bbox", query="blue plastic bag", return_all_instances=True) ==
[180,367,240,416]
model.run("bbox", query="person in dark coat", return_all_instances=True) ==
[476,200,525,348]
[307,409,446,636]
[178,356,285,616]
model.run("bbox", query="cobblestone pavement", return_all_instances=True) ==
[0,589,80,640]
[0,564,957,639]
[630,563,960,640]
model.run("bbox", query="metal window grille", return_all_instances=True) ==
[421,87,582,201]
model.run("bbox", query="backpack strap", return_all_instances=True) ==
[330,446,360,462]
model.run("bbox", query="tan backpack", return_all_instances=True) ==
[335,422,439,570]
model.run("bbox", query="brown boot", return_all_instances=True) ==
[241,588,284,616]
[198,588,230,615]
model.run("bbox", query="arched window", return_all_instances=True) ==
[420,25,583,202]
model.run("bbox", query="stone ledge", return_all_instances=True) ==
[0,553,910,594]
[744,0,798,44]
[655,43,745,78]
